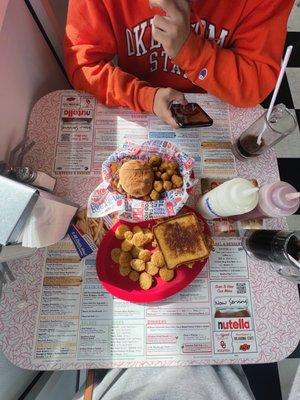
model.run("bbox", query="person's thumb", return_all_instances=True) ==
[168,89,188,105]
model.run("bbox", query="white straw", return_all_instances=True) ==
[240,187,259,197]
[257,45,293,145]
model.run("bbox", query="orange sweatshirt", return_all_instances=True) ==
[64,0,293,112]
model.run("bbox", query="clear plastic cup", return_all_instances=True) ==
[233,104,297,160]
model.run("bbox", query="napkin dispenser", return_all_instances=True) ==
[0,176,78,247]
[0,176,39,245]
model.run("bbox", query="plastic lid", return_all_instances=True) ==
[271,183,300,211]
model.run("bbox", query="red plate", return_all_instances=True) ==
[96,206,210,303]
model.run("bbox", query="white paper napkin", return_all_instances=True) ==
[20,196,77,248]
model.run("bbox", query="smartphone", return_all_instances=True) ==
[170,103,213,128]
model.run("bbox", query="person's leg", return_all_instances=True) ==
[89,365,255,400]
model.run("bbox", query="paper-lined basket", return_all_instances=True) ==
[88,140,197,222]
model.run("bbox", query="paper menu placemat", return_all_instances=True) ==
[32,91,253,367]
[53,92,236,178]
[31,236,258,368]
[2,90,299,370]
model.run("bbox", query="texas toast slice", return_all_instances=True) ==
[153,213,210,269]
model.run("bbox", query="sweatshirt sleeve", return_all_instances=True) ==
[172,0,294,107]
[64,0,158,113]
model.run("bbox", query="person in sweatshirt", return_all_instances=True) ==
[64,0,293,127]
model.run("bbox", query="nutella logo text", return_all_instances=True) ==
[63,110,92,118]
[217,318,250,330]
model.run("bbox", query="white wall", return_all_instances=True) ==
[0,0,70,161]
[0,0,69,398]
[29,0,69,62]
[0,0,10,30]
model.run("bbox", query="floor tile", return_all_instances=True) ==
[286,68,300,109]
[261,73,294,109]
[285,32,300,68]
[277,359,300,400]
[275,109,300,158]
[277,158,300,214]
[287,1,300,32]
[286,214,300,230]
[243,364,282,400]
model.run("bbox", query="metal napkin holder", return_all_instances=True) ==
[0,175,78,246]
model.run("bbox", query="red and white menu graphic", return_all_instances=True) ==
[32,237,258,367]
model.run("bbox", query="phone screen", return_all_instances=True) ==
[171,103,213,128]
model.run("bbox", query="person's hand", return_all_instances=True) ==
[153,88,187,128]
[150,0,190,59]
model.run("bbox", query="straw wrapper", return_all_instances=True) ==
[88,140,197,222]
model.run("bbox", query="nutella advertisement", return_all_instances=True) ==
[211,281,258,356]
[54,94,96,175]
[59,94,96,143]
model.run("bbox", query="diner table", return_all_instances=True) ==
[0,90,299,371]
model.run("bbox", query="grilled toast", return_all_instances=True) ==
[153,213,210,269]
